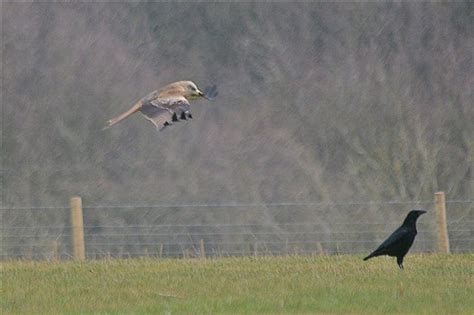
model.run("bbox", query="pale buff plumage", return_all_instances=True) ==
[103,81,217,131]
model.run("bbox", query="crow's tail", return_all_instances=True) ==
[363,253,375,261]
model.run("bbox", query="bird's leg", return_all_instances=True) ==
[180,112,187,120]
[397,256,404,269]
[183,111,193,119]
[172,113,179,122]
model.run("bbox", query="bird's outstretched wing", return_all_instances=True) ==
[140,96,191,131]
[363,226,410,260]
[140,105,174,131]
[163,97,191,118]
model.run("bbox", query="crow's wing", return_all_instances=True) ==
[364,226,411,259]
[377,226,410,250]
[140,96,191,131]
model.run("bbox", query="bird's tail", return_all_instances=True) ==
[363,252,376,261]
[103,101,142,130]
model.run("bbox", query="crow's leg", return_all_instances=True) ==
[397,256,404,269]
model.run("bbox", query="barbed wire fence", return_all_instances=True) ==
[0,194,472,260]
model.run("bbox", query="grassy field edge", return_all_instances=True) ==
[1,254,473,314]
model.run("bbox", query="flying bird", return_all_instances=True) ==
[363,210,426,269]
[103,81,218,131]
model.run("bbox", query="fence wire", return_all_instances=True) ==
[1,200,472,260]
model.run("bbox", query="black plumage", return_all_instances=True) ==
[364,210,426,269]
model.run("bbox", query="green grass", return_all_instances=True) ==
[1,254,473,314]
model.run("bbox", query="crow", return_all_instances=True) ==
[363,210,426,269]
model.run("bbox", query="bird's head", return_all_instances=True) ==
[160,81,217,101]
[182,81,207,100]
[162,81,206,100]
[403,209,427,226]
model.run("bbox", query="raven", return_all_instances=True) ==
[363,210,426,269]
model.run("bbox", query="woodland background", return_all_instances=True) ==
[1,3,472,256]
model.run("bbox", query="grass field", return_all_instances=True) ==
[1,254,473,314]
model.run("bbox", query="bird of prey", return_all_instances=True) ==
[103,81,218,131]
[363,210,426,269]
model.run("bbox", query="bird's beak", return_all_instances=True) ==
[197,90,207,99]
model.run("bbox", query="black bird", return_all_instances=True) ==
[363,210,426,269]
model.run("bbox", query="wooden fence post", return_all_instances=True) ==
[200,239,206,259]
[159,243,163,258]
[434,192,450,254]
[70,196,86,261]
[317,242,325,255]
[51,240,60,261]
